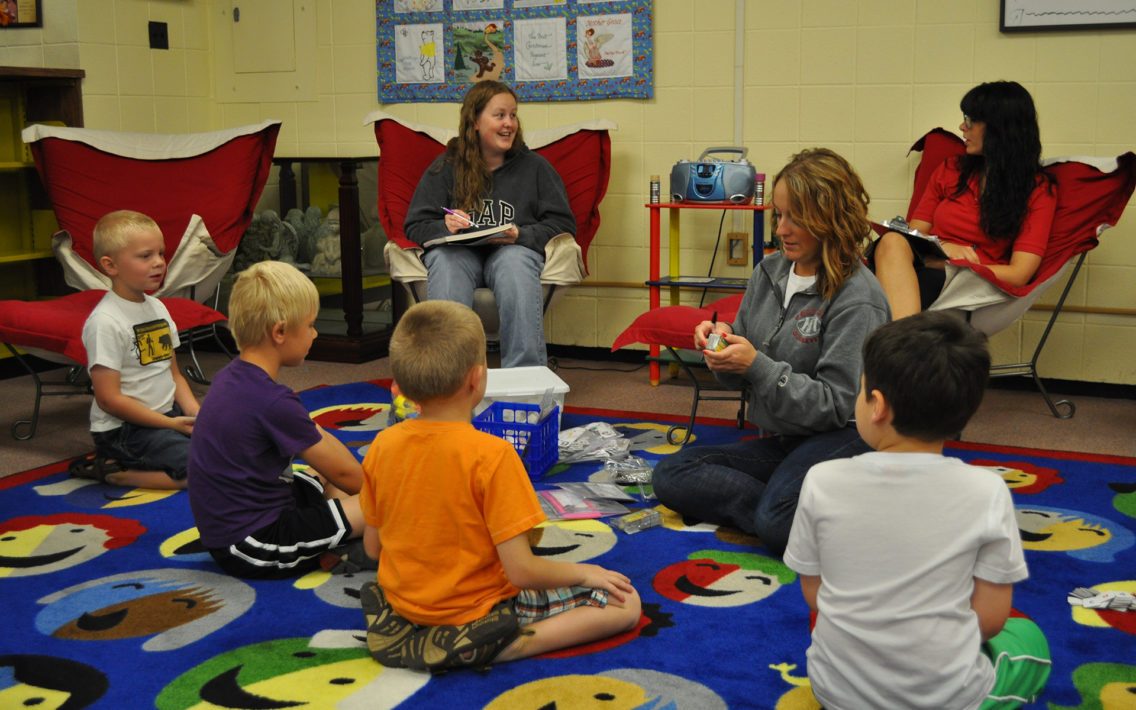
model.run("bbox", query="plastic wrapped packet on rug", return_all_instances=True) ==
[558,422,631,463]
[604,456,653,484]
[611,509,663,534]
[603,455,656,501]
[537,487,630,520]
[1067,587,1136,610]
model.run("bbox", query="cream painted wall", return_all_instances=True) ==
[0,0,217,132]
[3,0,1135,384]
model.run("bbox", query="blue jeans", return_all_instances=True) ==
[423,244,546,367]
[652,425,871,555]
[91,403,191,480]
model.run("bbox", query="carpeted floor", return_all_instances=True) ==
[1,379,1134,709]
[2,350,1135,477]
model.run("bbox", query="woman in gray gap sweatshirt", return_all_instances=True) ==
[404,81,575,368]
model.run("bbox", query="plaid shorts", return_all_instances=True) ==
[511,586,608,623]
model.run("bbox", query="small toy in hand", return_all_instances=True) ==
[705,310,728,352]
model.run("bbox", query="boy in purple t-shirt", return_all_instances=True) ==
[187,261,364,579]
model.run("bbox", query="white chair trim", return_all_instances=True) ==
[383,232,586,296]
[364,110,617,150]
[52,214,232,303]
[22,120,282,161]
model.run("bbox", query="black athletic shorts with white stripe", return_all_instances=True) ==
[207,470,351,580]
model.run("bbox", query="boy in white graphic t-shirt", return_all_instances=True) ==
[73,209,200,489]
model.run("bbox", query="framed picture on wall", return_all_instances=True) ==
[0,0,42,29]
[1000,0,1136,32]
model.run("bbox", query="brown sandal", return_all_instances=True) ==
[67,454,126,483]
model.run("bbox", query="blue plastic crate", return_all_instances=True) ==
[473,401,559,480]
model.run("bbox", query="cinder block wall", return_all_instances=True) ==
[5,0,1133,383]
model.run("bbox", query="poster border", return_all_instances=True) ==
[377,0,653,103]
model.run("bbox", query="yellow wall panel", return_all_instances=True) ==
[3,0,1134,383]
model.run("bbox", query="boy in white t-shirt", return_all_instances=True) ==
[784,311,1050,709]
[72,210,200,489]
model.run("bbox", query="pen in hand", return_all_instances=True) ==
[441,207,478,228]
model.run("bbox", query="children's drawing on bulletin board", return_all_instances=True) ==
[453,21,506,83]
[394,0,443,12]
[376,0,653,103]
[514,16,567,82]
[394,22,445,83]
[454,0,505,9]
[578,14,631,78]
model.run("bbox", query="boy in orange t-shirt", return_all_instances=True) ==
[359,301,640,672]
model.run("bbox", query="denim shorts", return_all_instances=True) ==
[91,403,190,480]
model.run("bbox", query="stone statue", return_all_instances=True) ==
[310,205,343,277]
[232,210,298,273]
[286,205,323,266]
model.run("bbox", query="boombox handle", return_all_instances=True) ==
[698,146,748,162]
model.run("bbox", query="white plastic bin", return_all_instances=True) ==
[475,366,570,428]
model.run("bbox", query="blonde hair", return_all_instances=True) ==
[93,210,161,262]
[228,261,320,350]
[389,301,485,403]
[772,148,871,300]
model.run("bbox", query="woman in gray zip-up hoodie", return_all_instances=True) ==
[653,149,891,556]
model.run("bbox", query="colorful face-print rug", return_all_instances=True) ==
[1,379,1134,709]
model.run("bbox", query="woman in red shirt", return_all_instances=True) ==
[872,81,1057,319]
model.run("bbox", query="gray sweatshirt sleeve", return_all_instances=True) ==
[712,266,766,392]
[743,297,887,433]
[403,156,453,248]
[715,262,891,435]
[512,156,576,254]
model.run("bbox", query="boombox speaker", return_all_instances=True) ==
[670,146,757,203]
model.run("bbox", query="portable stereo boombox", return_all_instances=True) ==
[670,146,757,203]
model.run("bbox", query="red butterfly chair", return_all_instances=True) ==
[0,121,281,439]
[368,111,611,343]
[23,120,280,301]
[611,293,748,445]
[885,129,1136,418]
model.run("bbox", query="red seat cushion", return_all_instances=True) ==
[611,294,743,351]
[0,291,226,366]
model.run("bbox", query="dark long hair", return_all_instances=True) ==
[955,81,1051,242]
[442,81,525,213]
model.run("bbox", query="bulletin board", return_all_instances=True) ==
[376,0,653,103]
